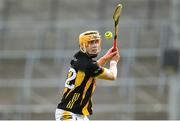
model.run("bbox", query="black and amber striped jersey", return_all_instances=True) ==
[57,51,104,115]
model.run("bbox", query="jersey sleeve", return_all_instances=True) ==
[86,61,104,77]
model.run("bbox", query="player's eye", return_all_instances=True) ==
[89,40,100,45]
[95,39,100,44]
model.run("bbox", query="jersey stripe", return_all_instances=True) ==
[63,87,68,94]
[82,101,90,115]
[70,93,80,109]
[92,79,96,93]
[81,77,93,105]
[74,71,85,87]
[65,71,85,99]
[66,93,80,109]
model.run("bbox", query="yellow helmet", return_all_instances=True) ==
[79,30,101,53]
[79,30,101,46]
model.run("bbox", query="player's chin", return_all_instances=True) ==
[89,52,98,55]
[92,49,100,55]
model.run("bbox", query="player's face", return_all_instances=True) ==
[86,39,101,55]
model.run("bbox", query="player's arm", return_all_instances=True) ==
[97,47,116,66]
[96,49,120,80]
[96,60,118,80]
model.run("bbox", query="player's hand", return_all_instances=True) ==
[111,48,120,63]
[102,46,117,61]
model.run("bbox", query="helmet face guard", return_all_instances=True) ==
[79,31,101,55]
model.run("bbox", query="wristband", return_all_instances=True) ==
[110,60,117,65]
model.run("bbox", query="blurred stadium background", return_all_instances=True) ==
[0,0,180,120]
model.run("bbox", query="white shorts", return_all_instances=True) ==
[55,108,90,121]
